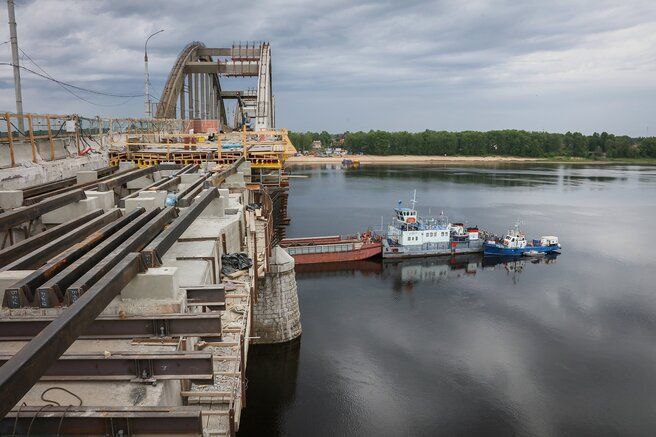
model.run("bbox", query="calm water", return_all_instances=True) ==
[239,164,656,437]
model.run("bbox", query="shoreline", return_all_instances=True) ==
[285,155,656,166]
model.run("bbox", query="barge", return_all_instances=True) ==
[281,234,382,264]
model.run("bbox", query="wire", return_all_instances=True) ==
[17,48,136,107]
[0,62,143,97]
[40,386,83,406]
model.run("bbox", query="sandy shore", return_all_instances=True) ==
[286,155,542,166]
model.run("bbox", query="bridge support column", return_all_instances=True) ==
[252,246,301,344]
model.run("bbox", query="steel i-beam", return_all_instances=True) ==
[0,252,145,418]
[141,188,218,267]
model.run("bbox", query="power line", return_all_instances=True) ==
[16,48,136,107]
[0,62,144,98]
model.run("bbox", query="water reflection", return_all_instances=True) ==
[296,253,560,291]
[291,164,638,189]
[239,339,301,436]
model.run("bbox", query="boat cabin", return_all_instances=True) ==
[502,230,527,249]
[394,207,418,224]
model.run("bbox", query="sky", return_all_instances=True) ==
[1,0,655,136]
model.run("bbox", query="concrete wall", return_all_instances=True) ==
[0,152,108,190]
[252,246,302,344]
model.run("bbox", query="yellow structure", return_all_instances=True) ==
[110,128,296,170]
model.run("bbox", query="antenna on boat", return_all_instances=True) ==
[380,216,384,232]
[411,189,417,210]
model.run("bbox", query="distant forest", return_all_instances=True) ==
[288,130,656,159]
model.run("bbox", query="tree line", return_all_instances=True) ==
[288,130,656,159]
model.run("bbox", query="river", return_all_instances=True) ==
[239,164,656,436]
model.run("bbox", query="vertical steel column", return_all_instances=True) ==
[200,73,206,119]
[179,77,186,120]
[193,73,199,119]
[187,73,194,120]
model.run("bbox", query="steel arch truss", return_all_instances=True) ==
[156,42,274,131]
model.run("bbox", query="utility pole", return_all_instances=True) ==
[144,29,164,118]
[7,0,24,131]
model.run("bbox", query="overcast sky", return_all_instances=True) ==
[1,0,655,136]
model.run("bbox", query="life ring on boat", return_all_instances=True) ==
[406,217,416,223]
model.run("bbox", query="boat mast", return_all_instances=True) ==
[411,189,417,210]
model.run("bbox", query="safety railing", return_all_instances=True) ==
[0,112,183,168]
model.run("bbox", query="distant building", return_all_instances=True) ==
[311,140,322,150]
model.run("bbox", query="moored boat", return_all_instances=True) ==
[382,191,483,259]
[483,226,561,256]
[280,234,382,265]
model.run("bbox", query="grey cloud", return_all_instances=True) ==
[1,0,655,134]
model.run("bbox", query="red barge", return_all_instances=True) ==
[280,234,382,265]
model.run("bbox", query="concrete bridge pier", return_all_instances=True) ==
[252,246,301,344]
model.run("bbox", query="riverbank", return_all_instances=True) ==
[285,155,656,166]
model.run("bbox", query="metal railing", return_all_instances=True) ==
[0,112,183,168]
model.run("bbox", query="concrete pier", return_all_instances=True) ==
[252,246,302,344]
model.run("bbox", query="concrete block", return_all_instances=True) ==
[121,267,179,299]
[127,175,155,190]
[0,191,23,210]
[76,170,98,184]
[180,173,201,184]
[119,161,136,171]
[42,198,99,224]
[138,190,167,207]
[199,197,225,218]
[124,196,159,213]
[84,190,115,211]
[0,270,34,303]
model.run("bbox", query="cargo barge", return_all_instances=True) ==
[280,234,382,264]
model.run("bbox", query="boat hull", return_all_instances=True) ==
[382,239,483,259]
[483,243,561,256]
[289,244,382,265]
[281,236,382,265]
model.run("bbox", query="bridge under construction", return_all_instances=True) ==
[0,42,301,435]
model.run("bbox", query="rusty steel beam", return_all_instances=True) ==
[0,189,86,232]
[23,167,137,205]
[96,166,156,192]
[22,176,76,198]
[1,208,122,272]
[0,313,222,340]
[210,156,245,185]
[185,284,226,307]
[176,173,211,207]
[0,351,214,381]
[65,207,176,301]
[1,406,203,435]
[119,164,197,206]
[2,208,134,308]
[34,208,157,307]
[21,165,119,199]
[0,252,144,418]
[152,175,181,192]
[142,188,218,267]
[0,209,104,265]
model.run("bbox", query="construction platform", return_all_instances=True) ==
[0,159,280,435]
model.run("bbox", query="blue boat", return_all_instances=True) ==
[483,226,561,256]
